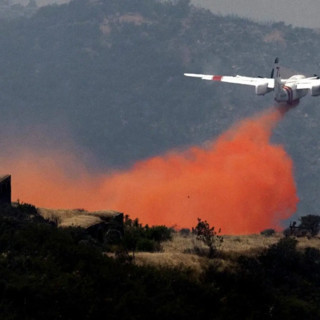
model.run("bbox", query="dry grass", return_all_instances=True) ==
[220,233,282,257]
[161,233,208,253]
[296,236,320,250]
[134,233,209,274]
[135,252,206,274]
[134,232,320,273]
[135,233,234,273]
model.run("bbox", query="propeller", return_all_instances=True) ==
[271,68,274,78]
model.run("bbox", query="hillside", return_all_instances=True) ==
[0,0,37,20]
[1,203,320,319]
[0,0,320,218]
[37,206,320,272]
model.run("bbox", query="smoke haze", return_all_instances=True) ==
[0,107,298,234]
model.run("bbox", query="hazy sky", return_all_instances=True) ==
[192,0,320,29]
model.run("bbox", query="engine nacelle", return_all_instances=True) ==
[311,85,320,96]
[255,83,270,95]
[277,83,308,104]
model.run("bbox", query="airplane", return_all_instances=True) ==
[184,58,320,105]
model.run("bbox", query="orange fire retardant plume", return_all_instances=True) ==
[0,106,298,234]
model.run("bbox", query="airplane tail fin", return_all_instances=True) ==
[272,57,282,99]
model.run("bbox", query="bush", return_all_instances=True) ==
[298,215,320,237]
[146,225,173,242]
[122,216,173,255]
[179,228,190,237]
[193,218,223,258]
[15,201,38,215]
[260,229,275,237]
[283,227,292,237]
[0,201,48,224]
[270,236,298,253]
[260,237,300,272]
[137,238,161,252]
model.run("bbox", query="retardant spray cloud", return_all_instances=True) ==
[102,106,298,233]
[0,106,298,234]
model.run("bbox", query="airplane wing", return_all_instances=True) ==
[296,78,320,90]
[184,73,275,89]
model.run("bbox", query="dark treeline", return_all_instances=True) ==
[0,204,320,319]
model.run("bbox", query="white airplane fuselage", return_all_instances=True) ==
[184,58,320,105]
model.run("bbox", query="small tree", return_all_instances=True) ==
[193,218,223,258]
[299,215,320,237]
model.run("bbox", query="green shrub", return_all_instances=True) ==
[298,215,320,237]
[260,228,275,237]
[15,201,38,215]
[146,225,173,242]
[268,237,298,255]
[259,237,300,278]
[137,238,160,252]
[122,216,173,254]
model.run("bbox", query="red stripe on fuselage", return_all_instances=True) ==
[283,85,293,104]
[283,87,290,103]
[212,75,223,81]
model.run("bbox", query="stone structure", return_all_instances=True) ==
[38,208,124,243]
[86,211,124,243]
[0,175,11,206]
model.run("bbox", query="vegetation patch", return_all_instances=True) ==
[1,204,320,319]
